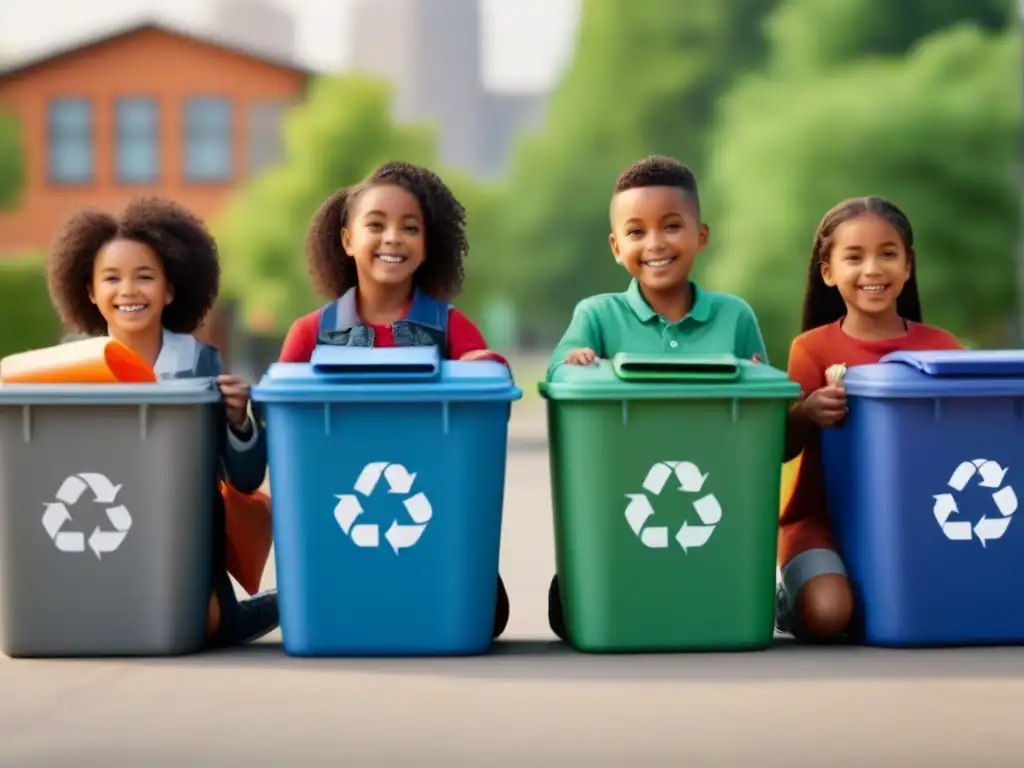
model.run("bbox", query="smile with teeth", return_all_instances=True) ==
[116,304,148,313]
[857,285,890,293]
[642,256,677,268]
[376,253,408,264]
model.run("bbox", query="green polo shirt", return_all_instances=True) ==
[547,279,769,376]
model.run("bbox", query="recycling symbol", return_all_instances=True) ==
[332,462,432,554]
[933,458,1017,547]
[624,461,722,553]
[42,473,133,559]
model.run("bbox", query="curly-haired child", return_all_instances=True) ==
[46,197,279,648]
[279,160,512,639]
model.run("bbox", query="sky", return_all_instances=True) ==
[0,0,581,92]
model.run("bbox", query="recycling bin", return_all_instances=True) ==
[252,345,522,656]
[539,354,800,653]
[822,350,1024,648]
[0,379,221,657]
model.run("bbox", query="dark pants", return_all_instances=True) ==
[547,574,568,641]
[494,575,510,639]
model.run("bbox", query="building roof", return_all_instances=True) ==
[0,18,317,80]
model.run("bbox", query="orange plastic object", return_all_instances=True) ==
[0,337,157,384]
[780,454,802,515]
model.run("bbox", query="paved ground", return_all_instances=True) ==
[3,410,1024,765]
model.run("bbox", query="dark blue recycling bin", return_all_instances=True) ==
[822,350,1024,647]
[252,345,521,657]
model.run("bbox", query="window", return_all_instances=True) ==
[115,97,159,184]
[248,100,287,176]
[183,96,232,182]
[47,98,93,184]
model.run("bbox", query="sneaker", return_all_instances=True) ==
[222,589,280,646]
[547,575,568,642]
[493,576,510,639]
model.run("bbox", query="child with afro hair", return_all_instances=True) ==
[46,196,279,648]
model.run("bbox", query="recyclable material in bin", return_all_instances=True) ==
[539,353,800,653]
[0,379,221,657]
[252,345,521,657]
[822,350,1024,647]
[0,336,157,384]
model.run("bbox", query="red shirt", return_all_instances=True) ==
[779,320,962,567]
[279,305,509,366]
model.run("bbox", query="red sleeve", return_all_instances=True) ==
[278,311,320,363]
[922,325,964,351]
[446,309,509,366]
[786,334,826,399]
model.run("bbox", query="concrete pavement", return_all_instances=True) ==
[2,418,1024,765]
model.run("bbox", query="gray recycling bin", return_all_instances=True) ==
[0,380,221,657]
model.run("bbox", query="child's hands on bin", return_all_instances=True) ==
[217,374,253,435]
[799,385,847,427]
[564,348,598,366]
[460,349,498,362]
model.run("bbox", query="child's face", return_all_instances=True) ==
[88,238,173,335]
[822,214,911,319]
[609,186,708,295]
[341,184,426,292]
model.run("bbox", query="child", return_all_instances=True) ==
[777,196,962,642]
[546,154,770,641]
[279,161,512,639]
[46,197,279,648]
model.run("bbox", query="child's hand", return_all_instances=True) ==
[799,384,847,427]
[460,349,496,362]
[565,348,598,365]
[217,374,252,432]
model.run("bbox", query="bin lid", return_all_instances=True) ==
[845,349,1024,399]
[538,353,800,401]
[251,345,522,404]
[0,377,221,406]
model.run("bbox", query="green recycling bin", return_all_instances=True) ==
[539,353,800,653]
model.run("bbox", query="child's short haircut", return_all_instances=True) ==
[613,154,701,216]
[306,161,468,301]
[46,197,221,336]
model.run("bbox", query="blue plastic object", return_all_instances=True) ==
[252,346,522,656]
[822,349,1024,647]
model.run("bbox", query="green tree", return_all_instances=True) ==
[495,0,782,338]
[765,0,1013,76]
[0,109,24,208]
[214,75,434,334]
[702,25,1020,363]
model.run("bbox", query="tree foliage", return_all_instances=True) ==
[702,25,1020,363]
[493,0,781,338]
[0,109,24,209]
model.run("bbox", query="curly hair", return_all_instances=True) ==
[613,154,701,216]
[801,196,922,332]
[46,197,221,335]
[306,161,467,301]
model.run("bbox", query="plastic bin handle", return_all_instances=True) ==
[612,353,741,382]
[310,345,441,382]
[883,350,1024,378]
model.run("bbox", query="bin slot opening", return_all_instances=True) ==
[309,345,441,382]
[613,353,741,382]
[313,362,436,376]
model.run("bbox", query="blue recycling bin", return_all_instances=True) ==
[822,350,1024,647]
[252,345,521,656]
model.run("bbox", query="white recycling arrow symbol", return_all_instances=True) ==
[625,461,723,553]
[333,461,432,554]
[41,472,133,559]
[932,458,1016,547]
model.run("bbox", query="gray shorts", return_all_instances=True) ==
[777,548,847,619]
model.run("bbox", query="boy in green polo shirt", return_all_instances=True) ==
[545,154,770,641]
